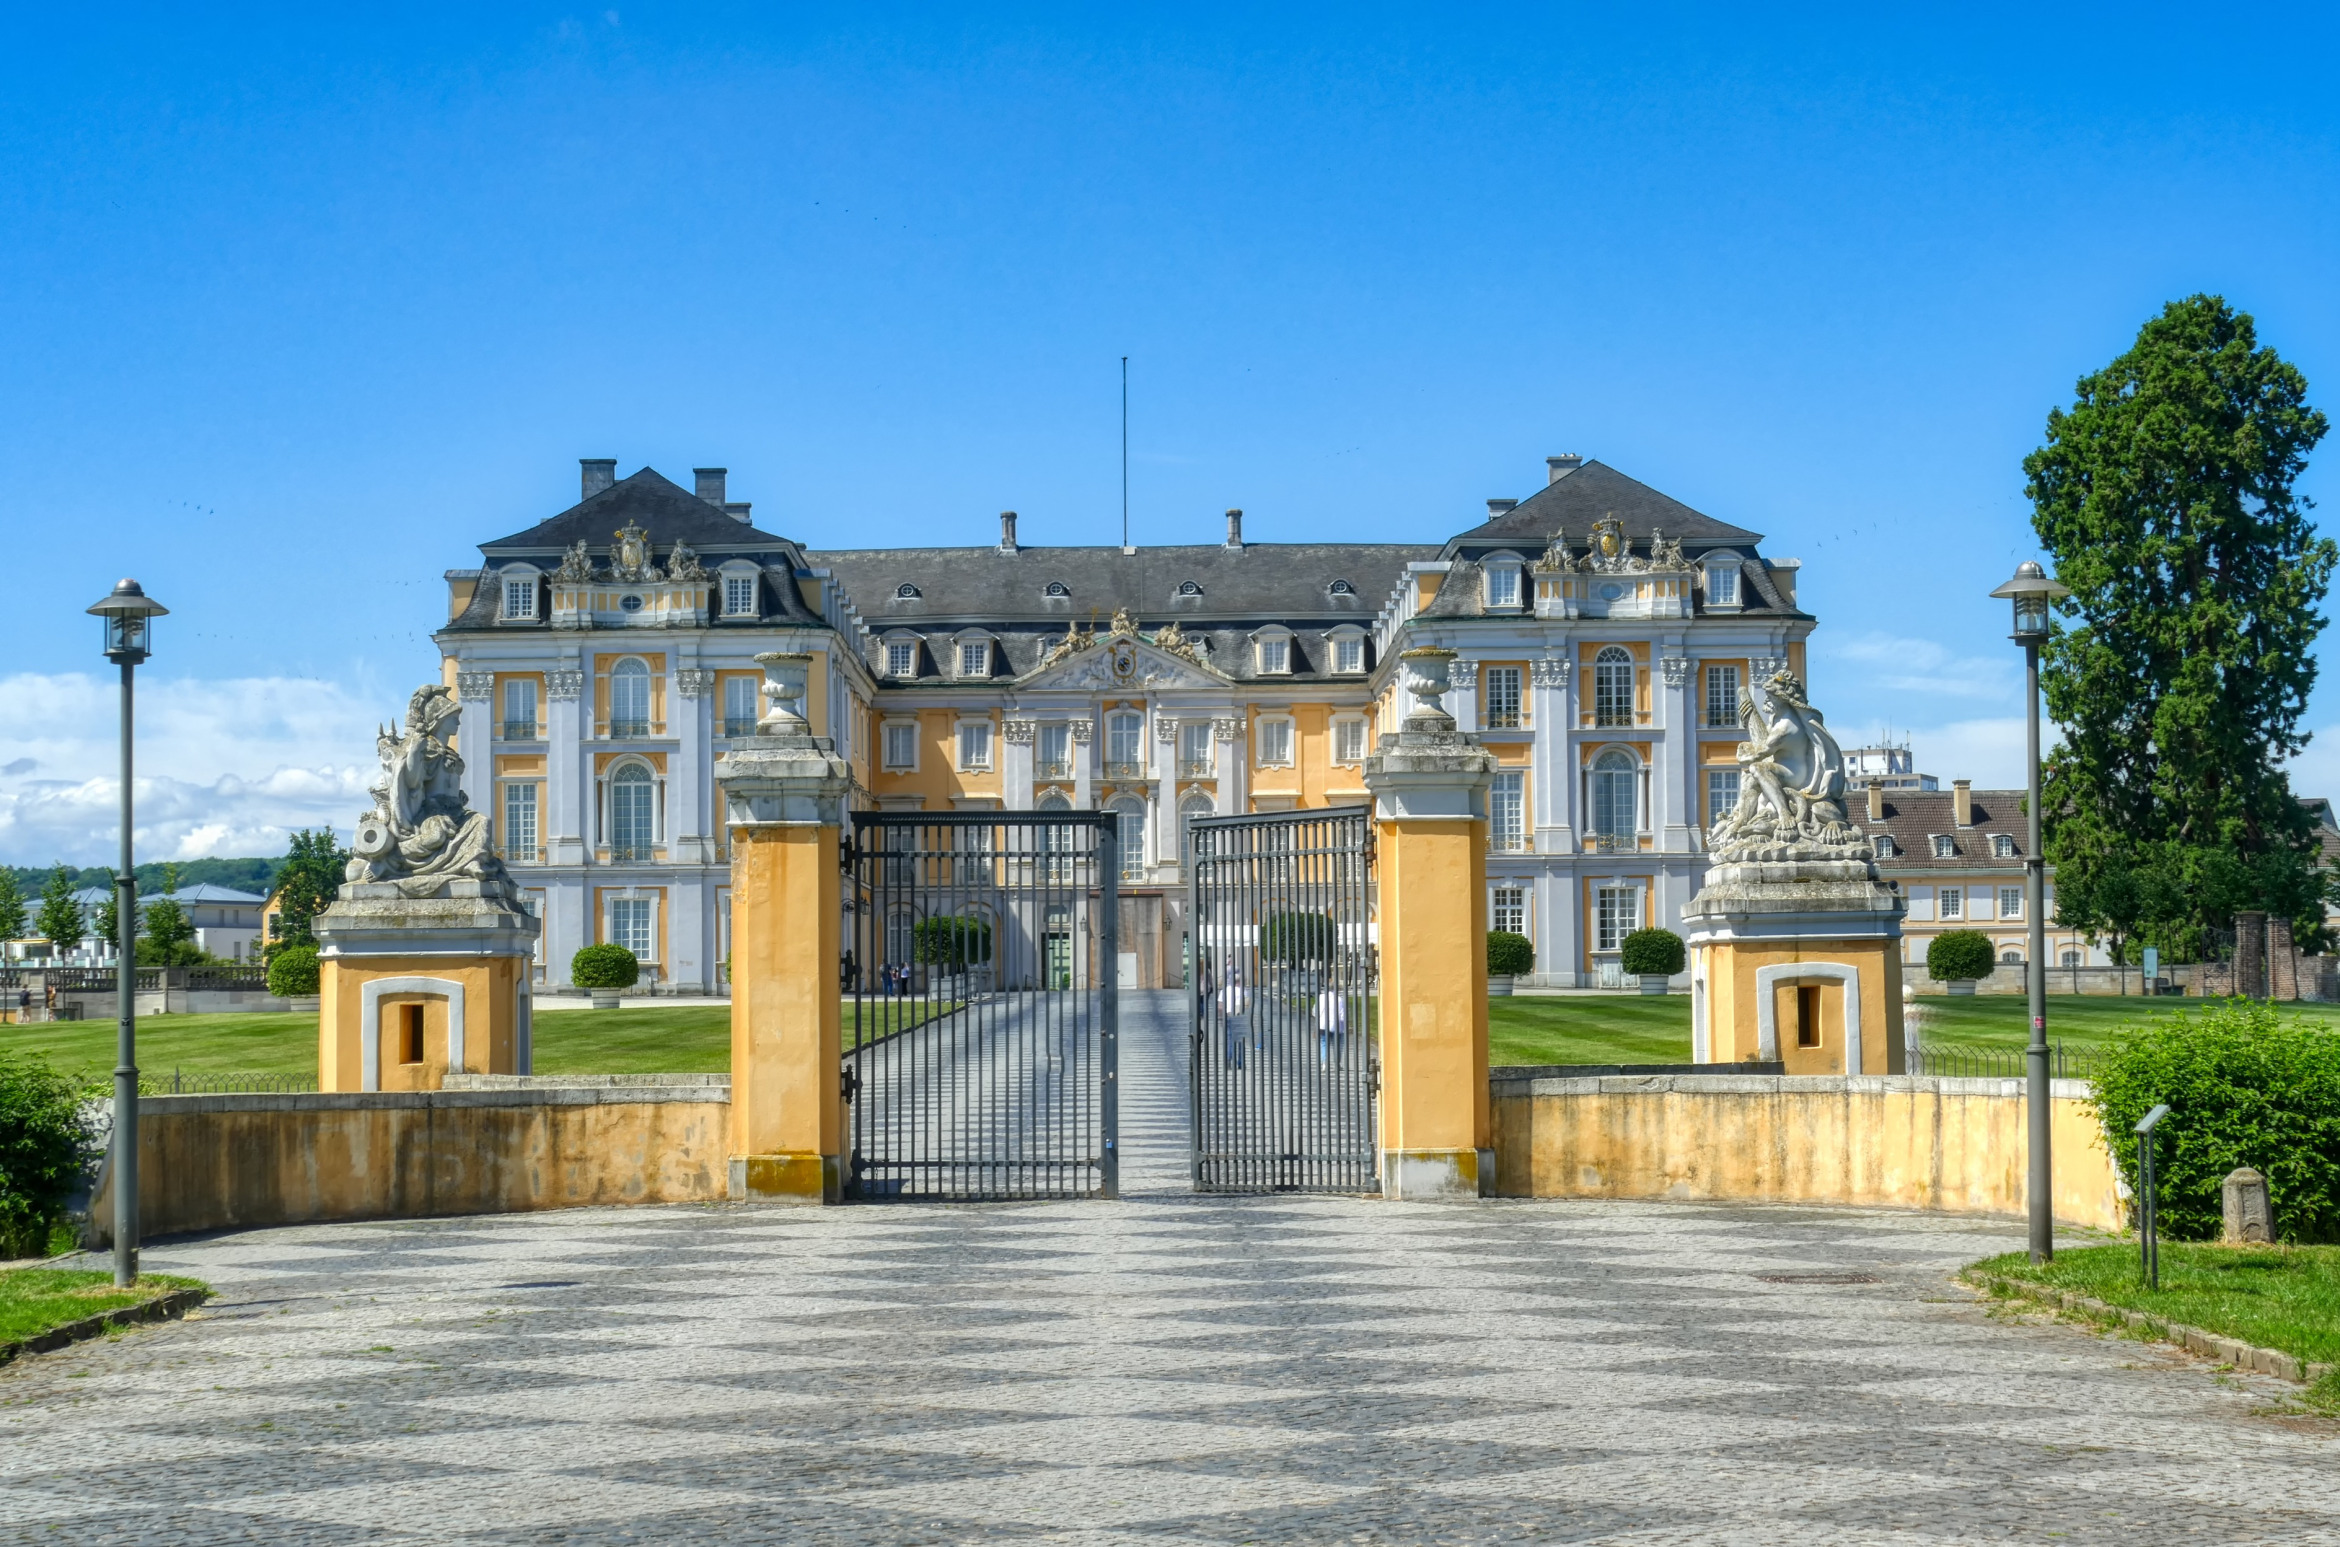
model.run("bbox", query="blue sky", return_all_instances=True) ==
[4,5,2337,862]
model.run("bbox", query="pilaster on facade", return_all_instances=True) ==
[1213,715,1246,815]
[1069,715,1095,810]
[544,663,588,866]
[1002,718,1036,809]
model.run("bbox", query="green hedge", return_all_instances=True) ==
[1620,927,1684,977]
[2090,999,2340,1242]
[571,943,641,990]
[1263,912,1336,965]
[266,944,320,998]
[1486,931,1535,977]
[913,916,992,969]
[0,1052,96,1259]
[1927,929,1996,982]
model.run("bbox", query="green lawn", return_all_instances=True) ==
[0,1268,205,1347]
[1972,1243,2340,1406]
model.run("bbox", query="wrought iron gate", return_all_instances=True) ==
[1187,806,1378,1193]
[842,811,1118,1201]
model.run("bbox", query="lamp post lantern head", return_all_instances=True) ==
[87,578,168,665]
[1989,560,2069,645]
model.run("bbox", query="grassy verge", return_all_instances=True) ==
[1970,1242,2340,1407]
[0,1268,207,1348]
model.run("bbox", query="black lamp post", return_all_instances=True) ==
[1989,559,2070,1264]
[86,578,167,1287]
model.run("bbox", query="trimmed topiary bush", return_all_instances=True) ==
[2089,998,2340,1242]
[913,916,992,969]
[1620,927,1684,977]
[0,1051,97,1259]
[1927,929,1996,983]
[1486,931,1535,977]
[266,944,320,998]
[1263,912,1336,965]
[571,944,641,991]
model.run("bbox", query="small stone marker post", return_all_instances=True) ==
[2221,1167,2273,1244]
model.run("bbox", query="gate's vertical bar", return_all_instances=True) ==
[1097,815,1119,1198]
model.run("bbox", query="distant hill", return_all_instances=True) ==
[5,858,285,898]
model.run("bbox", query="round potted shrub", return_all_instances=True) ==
[1486,931,1534,997]
[266,943,322,1010]
[571,943,640,1009]
[1620,927,1684,995]
[1927,929,1995,996]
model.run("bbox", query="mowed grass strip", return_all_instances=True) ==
[0,1268,206,1347]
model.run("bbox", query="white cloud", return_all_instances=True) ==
[0,672,388,865]
[1819,631,2020,702]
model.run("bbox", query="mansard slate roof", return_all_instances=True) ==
[1444,459,1764,556]
[479,468,798,553]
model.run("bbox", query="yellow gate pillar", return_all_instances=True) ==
[1363,645,1501,1201]
[715,652,855,1204]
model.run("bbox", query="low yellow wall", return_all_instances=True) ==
[1490,1072,2123,1229]
[90,1086,727,1241]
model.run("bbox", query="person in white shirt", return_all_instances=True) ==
[1315,987,1349,1065]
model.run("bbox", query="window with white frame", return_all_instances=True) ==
[1704,664,1740,727]
[1993,833,2018,858]
[722,675,758,737]
[958,640,990,678]
[1874,834,1897,858]
[1037,722,1071,778]
[1484,666,1523,729]
[882,721,919,771]
[1256,717,1294,767]
[1333,634,1365,674]
[1593,647,1635,726]
[886,641,917,678]
[609,896,656,960]
[1256,635,1290,674]
[609,659,652,736]
[1932,834,1956,858]
[1706,768,1741,829]
[1180,720,1214,775]
[1939,887,1964,919]
[1491,886,1526,934]
[1106,712,1144,775]
[1332,717,1368,764]
[1178,790,1214,861]
[723,575,757,617]
[957,720,993,772]
[1491,770,1526,851]
[502,576,537,619]
[1706,562,1740,607]
[1483,562,1522,610]
[1998,886,2024,918]
[608,764,656,857]
[1110,797,1147,878]
[1593,748,1638,837]
[501,677,538,739]
[502,781,538,862]
[1595,884,1641,952]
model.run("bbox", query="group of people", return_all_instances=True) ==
[1206,963,1354,1070]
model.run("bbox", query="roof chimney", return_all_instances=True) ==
[1953,779,1973,829]
[723,502,753,525]
[694,467,727,506]
[1225,508,1244,549]
[580,458,617,499]
[1547,453,1584,484]
[1486,498,1519,519]
[1866,784,1885,822]
[999,510,1019,552]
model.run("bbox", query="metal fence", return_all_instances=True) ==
[841,810,1118,1201]
[147,1069,319,1095]
[1188,805,1379,1194]
[1907,1041,2103,1083]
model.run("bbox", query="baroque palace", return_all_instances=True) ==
[435,453,1814,993]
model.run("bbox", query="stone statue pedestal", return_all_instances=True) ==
[314,881,539,1093]
[1682,854,1906,1076]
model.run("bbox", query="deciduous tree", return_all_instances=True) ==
[32,866,82,956]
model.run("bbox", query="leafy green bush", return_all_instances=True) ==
[1620,927,1684,976]
[913,916,992,969]
[266,944,321,998]
[2089,998,2340,1242]
[0,1052,97,1259]
[1927,929,1996,982]
[571,944,641,990]
[1262,912,1335,965]
[1486,931,1535,977]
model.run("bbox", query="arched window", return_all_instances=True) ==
[609,658,651,736]
[1593,748,1638,837]
[1593,647,1635,727]
[1045,581,1070,598]
[610,763,656,858]
[1108,796,1147,879]
[1036,789,1072,811]
[896,582,920,599]
[1328,578,1355,596]
[1177,579,1203,597]
[1179,790,1215,863]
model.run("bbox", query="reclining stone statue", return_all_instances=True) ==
[1706,668,1870,863]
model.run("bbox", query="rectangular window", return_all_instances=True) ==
[1933,835,1956,858]
[1797,985,1821,1048]
[1333,718,1367,764]
[1708,565,1739,607]
[501,678,538,739]
[502,782,539,863]
[882,722,919,771]
[1491,886,1526,934]
[503,579,536,619]
[1594,655,1635,726]
[1998,886,2024,919]
[1939,888,1964,920]
[1037,723,1071,778]
[959,641,989,678]
[1706,768,1742,828]
[1334,636,1365,673]
[609,897,655,960]
[1705,664,1740,727]
[1258,637,1289,674]
[722,675,759,737]
[1107,714,1144,771]
[1490,770,1526,851]
[887,642,917,677]
[399,1003,425,1064]
[1595,885,1641,952]
[1485,567,1520,609]
[1180,720,1214,776]
[1484,667,1523,729]
[957,720,993,772]
[723,575,757,616]
[1256,718,1293,766]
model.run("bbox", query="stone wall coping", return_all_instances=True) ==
[1488,1071,2094,1100]
[442,1073,730,1090]
[137,1087,727,1115]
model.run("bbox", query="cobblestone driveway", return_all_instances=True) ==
[4,996,2336,1543]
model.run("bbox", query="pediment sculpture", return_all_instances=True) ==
[344,685,519,903]
[610,522,662,583]
[1706,669,1869,862]
[667,542,710,581]
[552,539,596,582]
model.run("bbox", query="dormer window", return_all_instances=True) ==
[896,583,921,599]
[1045,581,1070,598]
[1993,834,2018,858]
[1705,556,1743,609]
[722,576,758,617]
[1332,632,1365,674]
[1483,562,1523,610]
[502,577,537,620]
[886,641,918,678]
[1874,835,1896,858]
[1178,580,1203,597]
[1932,835,1956,858]
[958,641,991,678]
[1328,579,1355,596]
[1256,636,1291,674]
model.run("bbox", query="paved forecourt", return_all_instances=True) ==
[0,996,2334,1543]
